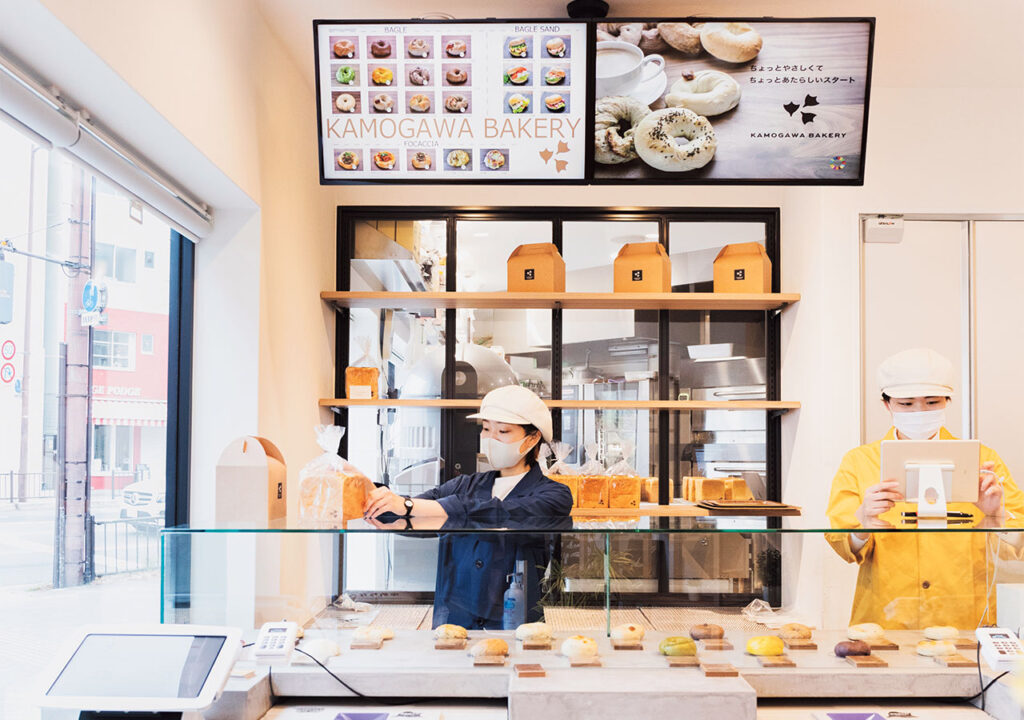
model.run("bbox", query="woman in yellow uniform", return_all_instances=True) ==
[826,348,1024,630]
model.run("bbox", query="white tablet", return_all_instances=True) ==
[37,624,241,714]
[880,439,980,503]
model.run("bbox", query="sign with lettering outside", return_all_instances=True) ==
[590,18,873,184]
[315,20,589,182]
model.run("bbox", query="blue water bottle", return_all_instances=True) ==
[502,560,527,630]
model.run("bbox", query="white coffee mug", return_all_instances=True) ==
[595,40,664,97]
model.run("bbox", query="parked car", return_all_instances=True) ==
[119,479,165,530]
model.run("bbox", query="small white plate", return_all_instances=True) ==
[626,70,667,106]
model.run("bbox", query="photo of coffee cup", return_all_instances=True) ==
[595,40,664,97]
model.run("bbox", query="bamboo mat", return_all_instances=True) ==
[542,607,649,631]
[639,606,764,632]
[368,604,432,631]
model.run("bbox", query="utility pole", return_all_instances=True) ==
[17,147,42,502]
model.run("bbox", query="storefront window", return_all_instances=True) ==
[92,329,136,370]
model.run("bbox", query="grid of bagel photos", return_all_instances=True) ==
[328,31,573,175]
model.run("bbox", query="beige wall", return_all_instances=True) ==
[31,0,1024,626]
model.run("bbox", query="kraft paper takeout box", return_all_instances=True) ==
[713,242,772,293]
[507,242,566,292]
[613,242,671,293]
[215,436,287,525]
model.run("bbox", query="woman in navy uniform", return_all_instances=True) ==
[364,385,574,629]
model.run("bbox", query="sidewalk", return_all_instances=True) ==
[0,571,159,718]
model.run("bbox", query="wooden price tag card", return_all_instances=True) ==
[783,639,818,651]
[936,654,978,668]
[757,655,796,668]
[569,656,602,667]
[867,639,899,651]
[845,654,887,668]
[699,639,734,652]
[611,640,644,651]
[954,639,979,651]
[350,639,384,650]
[666,656,700,668]
[434,638,468,650]
[521,640,553,651]
[514,663,546,678]
[700,663,739,677]
[473,655,508,667]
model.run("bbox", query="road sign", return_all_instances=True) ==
[0,362,14,384]
[82,280,100,312]
[1,339,13,360]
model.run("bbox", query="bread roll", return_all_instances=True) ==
[578,476,608,508]
[352,627,386,643]
[778,623,812,640]
[469,638,509,657]
[434,624,468,640]
[610,623,645,641]
[746,635,785,656]
[917,640,957,657]
[561,635,598,659]
[924,626,959,640]
[659,636,697,656]
[690,623,725,640]
[847,623,884,641]
[515,622,551,642]
[608,476,642,509]
[834,640,871,657]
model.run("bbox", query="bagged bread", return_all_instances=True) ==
[547,442,576,476]
[298,425,375,522]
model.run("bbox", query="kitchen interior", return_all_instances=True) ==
[340,214,781,610]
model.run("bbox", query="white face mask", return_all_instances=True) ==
[892,408,946,440]
[480,435,535,470]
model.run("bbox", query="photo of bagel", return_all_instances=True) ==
[591,19,871,181]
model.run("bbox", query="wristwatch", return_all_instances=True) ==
[402,496,414,517]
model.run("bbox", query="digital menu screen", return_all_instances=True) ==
[589,19,873,183]
[315,20,590,182]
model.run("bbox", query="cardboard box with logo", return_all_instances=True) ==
[507,242,566,292]
[713,242,772,293]
[215,436,287,525]
[613,242,671,293]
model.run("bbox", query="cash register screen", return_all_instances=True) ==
[47,634,227,699]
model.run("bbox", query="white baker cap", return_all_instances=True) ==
[877,348,955,399]
[467,385,553,442]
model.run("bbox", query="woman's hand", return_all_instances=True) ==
[363,486,407,520]
[854,479,903,536]
[976,461,1003,516]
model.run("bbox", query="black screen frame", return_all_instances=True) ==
[313,16,874,186]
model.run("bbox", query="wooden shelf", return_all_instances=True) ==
[572,504,802,518]
[322,291,800,312]
[320,398,800,412]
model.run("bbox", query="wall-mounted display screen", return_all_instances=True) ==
[590,19,873,184]
[315,20,590,182]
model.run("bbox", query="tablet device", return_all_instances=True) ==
[879,439,980,503]
[37,624,241,714]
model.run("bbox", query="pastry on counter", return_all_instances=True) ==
[917,640,958,657]
[469,638,509,657]
[434,624,468,640]
[689,624,725,640]
[610,623,645,642]
[778,623,813,640]
[834,640,871,657]
[659,637,697,656]
[515,622,552,642]
[560,635,598,659]
[746,636,785,656]
[924,626,959,640]
[847,623,885,642]
[352,626,392,643]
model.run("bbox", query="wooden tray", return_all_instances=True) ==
[473,655,507,666]
[611,640,644,651]
[701,663,739,677]
[569,656,602,667]
[783,639,817,651]
[868,639,900,651]
[699,639,734,652]
[350,639,383,650]
[757,655,796,668]
[521,640,553,651]
[936,654,978,668]
[667,655,701,668]
[434,638,468,650]
[514,663,546,678]
[845,654,888,668]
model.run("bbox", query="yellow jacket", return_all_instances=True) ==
[825,427,1024,630]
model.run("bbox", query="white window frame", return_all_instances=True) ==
[92,329,136,371]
